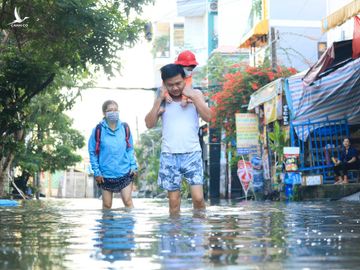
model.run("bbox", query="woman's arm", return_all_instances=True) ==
[88,129,101,177]
[347,147,358,163]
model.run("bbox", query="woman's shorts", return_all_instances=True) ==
[99,171,133,193]
[158,151,203,191]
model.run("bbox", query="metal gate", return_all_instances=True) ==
[290,118,349,183]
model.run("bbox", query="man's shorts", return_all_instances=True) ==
[158,151,204,191]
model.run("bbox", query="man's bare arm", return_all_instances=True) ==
[145,86,166,128]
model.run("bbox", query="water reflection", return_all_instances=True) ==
[93,211,136,262]
[0,199,360,269]
[158,212,207,269]
[0,200,70,269]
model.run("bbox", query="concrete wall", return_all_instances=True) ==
[218,0,251,47]
[269,0,327,20]
[177,0,206,17]
[325,0,355,45]
[184,16,208,65]
[56,170,94,198]
[266,0,327,70]
[275,26,327,70]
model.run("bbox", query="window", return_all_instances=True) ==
[173,23,184,47]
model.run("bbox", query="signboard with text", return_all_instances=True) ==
[235,113,259,155]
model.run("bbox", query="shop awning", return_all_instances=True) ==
[247,78,282,110]
[285,57,360,141]
[239,19,269,48]
[321,0,360,32]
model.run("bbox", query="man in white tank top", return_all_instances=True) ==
[145,64,212,216]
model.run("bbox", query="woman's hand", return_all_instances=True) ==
[130,170,138,178]
[95,176,104,184]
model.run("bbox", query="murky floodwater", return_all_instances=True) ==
[1,198,360,270]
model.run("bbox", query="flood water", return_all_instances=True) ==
[1,198,360,270]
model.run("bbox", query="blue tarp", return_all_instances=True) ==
[285,57,360,141]
[0,199,19,207]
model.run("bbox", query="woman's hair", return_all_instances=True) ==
[102,100,118,113]
[343,137,351,143]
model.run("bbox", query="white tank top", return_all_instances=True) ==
[161,101,201,153]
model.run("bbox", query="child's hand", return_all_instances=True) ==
[165,92,173,103]
[158,83,167,101]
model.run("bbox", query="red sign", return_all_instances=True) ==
[237,160,253,193]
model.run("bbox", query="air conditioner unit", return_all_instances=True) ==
[208,1,218,13]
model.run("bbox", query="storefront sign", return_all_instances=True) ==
[235,113,259,155]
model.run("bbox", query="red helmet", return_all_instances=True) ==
[175,50,198,66]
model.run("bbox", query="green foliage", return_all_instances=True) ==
[151,35,170,57]
[0,0,153,134]
[135,127,162,191]
[210,62,297,144]
[268,121,289,161]
[192,52,246,92]
[0,0,153,194]
[13,85,85,179]
[247,0,263,30]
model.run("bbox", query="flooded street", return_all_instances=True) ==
[1,199,360,269]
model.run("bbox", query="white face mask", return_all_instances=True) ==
[183,68,193,77]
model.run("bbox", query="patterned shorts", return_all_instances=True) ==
[158,151,203,191]
[99,171,133,193]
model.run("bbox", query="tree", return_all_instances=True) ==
[135,127,162,193]
[12,87,85,192]
[0,0,153,195]
[192,52,247,92]
[210,64,297,143]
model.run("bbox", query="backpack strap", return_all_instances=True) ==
[95,123,102,155]
[95,122,131,155]
[122,122,131,149]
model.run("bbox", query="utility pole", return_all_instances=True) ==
[207,0,218,55]
[207,0,221,198]
[271,27,277,69]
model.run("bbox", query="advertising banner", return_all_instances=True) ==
[237,159,253,195]
[235,113,259,155]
